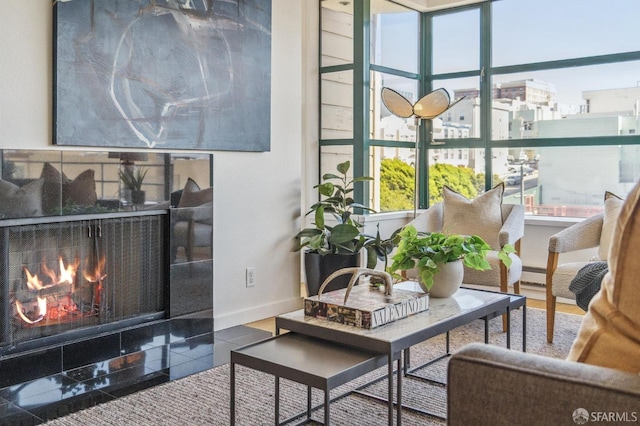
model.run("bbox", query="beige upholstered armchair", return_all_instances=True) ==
[546,191,623,342]
[173,202,213,263]
[407,185,524,332]
[408,202,525,296]
[170,178,213,274]
[545,213,603,343]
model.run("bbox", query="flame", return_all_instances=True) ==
[84,255,107,283]
[23,267,45,291]
[16,255,106,325]
[15,297,47,324]
[41,257,79,286]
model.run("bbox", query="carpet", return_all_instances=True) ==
[44,307,582,426]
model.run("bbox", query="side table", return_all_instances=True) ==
[230,332,393,425]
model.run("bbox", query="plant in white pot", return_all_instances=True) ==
[388,224,514,297]
[294,160,378,295]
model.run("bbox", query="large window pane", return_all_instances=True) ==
[372,71,419,141]
[371,0,419,73]
[490,62,640,140]
[493,149,539,207]
[493,0,640,67]
[371,146,416,212]
[494,146,639,218]
[321,1,354,67]
[321,70,353,140]
[433,77,480,140]
[427,148,485,205]
[432,8,479,74]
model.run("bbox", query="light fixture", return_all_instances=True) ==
[381,87,464,216]
[381,87,462,121]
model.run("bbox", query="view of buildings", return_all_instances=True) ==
[375,78,640,216]
[320,0,640,218]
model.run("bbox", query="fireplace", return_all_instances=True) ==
[0,150,214,397]
[1,212,166,355]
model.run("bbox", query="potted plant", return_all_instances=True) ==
[119,166,148,205]
[294,160,376,295]
[388,224,514,297]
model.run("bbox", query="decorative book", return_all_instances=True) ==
[304,283,429,329]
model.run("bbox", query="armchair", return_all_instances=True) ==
[407,185,523,331]
[447,343,640,426]
[545,213,603,343]
[172,201,213,263]
[407,202,524,295]
[449,182,640,424]
[170,178,213,273]
[546,191,623,342]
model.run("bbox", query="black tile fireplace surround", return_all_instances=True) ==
[0,149,217,424]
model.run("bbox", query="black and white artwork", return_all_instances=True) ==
[54,0,271,151]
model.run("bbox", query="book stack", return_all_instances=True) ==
[304,283,429,329]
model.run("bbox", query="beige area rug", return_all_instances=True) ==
[44,307,583,426]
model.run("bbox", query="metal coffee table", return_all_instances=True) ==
[276,285,524,425]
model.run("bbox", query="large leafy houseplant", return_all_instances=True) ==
[388,224,514,292]
[294,160,375,259]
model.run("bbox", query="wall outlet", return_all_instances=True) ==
[246,267,256,287]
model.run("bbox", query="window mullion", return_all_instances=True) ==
[480,1,492,191]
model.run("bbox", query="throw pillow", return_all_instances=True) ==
[0,179,44,218]
[567,180,640,373]
[597,191,624,261]
[41,163,97,213]
[177,178,213,225]
[177,178,213,208]
[441,184,504,250]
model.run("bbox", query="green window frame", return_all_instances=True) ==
[319,0,640,214]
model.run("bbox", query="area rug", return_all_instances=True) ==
[44,307,582,426]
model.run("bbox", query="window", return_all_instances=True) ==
[319,0,640,217]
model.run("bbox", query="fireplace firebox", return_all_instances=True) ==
[0,212,166,355]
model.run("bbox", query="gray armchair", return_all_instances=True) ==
[172,201,213,264]
[546,213,603,343]
[447,343,640,426]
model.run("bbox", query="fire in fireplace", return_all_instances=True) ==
[1,213,166,353]
[15,253,105,325]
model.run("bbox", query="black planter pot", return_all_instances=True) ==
[131,190,146,205]
[304,252,359,296]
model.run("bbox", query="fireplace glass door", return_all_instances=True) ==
[1,213,165,351]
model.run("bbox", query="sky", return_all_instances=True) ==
[377,0,640,106]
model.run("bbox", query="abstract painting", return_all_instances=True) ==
[54,0,271,151]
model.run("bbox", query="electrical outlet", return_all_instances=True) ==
[246,267,256,287]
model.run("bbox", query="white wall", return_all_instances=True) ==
[1,1,587,327]
[0,0,316,331]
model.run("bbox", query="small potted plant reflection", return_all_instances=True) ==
[119,166,148,205]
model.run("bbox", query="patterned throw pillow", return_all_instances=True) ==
[441,184,504,250]
[597,191,624,261]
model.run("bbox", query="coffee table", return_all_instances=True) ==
[276,284,521,425]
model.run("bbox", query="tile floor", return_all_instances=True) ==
[0,324,271,425]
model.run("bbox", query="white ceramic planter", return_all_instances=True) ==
[428,259,464,298]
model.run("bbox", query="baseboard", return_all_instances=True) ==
[213,297,303,331]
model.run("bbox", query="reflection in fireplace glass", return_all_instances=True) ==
[1,215,165,349]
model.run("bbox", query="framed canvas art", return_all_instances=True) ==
[54,0,271,151]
